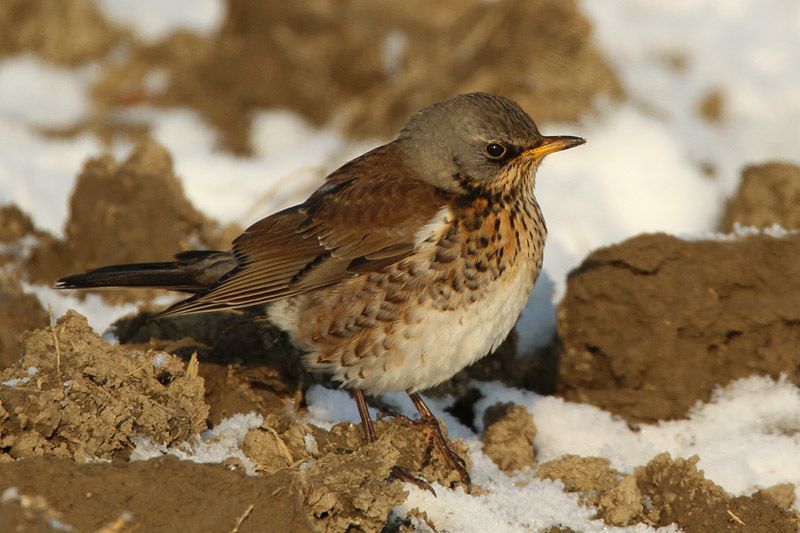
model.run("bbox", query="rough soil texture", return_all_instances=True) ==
[0,314,476,531]
[2,3,797,530]
[481,402,537,473]
[720,162,800,231]
[636,454,798,532]
[25,139,238,304]
[111,309,309,426]
[537,455,642,526]
[0,0,123,66]
[0,276,49,369]
[91,0,622,154]
[537,453,799,531]
[0,311,208,461]
[556,232,800,423]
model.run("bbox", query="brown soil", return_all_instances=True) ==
[720,162,800,231]
[0,456,311,532]
[697,88,726,123]
[481,402,537,473]
[537,453,799,531]
[0,204,35,244]
[0,311,208,461]
[111,309,309,426]
[0,0,124,66]
[556,232,800,423]
[2,2,796,530]
[0,313,470,530]
[25,139,239,304]
[90,0,622,154]
[0,275,49,369]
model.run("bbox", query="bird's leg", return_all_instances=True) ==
[353,389,377,443]
[408,392,471,490]
[353,390,436,494]
[408,394,471,489]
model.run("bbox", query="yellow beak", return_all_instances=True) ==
[519,135,586,159]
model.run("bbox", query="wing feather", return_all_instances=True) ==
[161,145,451,317]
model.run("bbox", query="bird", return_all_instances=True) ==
[57,92,584,490]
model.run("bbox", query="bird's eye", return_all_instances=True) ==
[484,142,507,160]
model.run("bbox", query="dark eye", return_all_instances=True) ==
[484,142,507,160]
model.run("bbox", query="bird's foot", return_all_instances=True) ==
[376,406,471,490]
[418,415,471,492]
[387,465,436,496]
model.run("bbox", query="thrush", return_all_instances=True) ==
[57,92,584,490]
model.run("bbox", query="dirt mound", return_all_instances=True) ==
[556,232,800,423]
[720,162,800,231]
[537,453,799,531]
[0,311,208,461]
[0,276,49,370]
[25,139,238,304]
[92,0,621,154]
[112,309,309,426]
[0,0,123,66]
[481,402,537,473]
[0,204,35,244]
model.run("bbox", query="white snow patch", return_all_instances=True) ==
[0,124,102,237]
[130,412,263,475]
[0,55,92,127]
[22,282,140,336]
[97,0,226,43]
[1,486,19,502]
[303,433,319,456]
[2,377,30,387]
[475,376,800,504]
[151,352,169,368]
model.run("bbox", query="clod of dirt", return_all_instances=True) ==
[0,0,123,66]
[759,483,797,510]
[0,311,208,461]
[557,232,800,423]
[92,0,621,154]
[697,88,726,123]
[243,417,418,530]
[720,162,800,231]
[112,310,308,426]
[243,416,471,494]
[0,276,49,370]
[25,139,238,304]
[537,453,799,530]
[481,402,536,473]
[0,204,42,272]
[636,453,799,532]
[0,204,35,243]
[537,455,643,526]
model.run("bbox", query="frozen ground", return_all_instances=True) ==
[0,0,798,531]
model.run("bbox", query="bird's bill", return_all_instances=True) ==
[519,135,586,159]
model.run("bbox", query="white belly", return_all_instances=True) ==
[342,264,536,394]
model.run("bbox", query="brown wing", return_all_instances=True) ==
[161,145,449,316]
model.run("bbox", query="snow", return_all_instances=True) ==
[96,0,226,43]
[304,376,800,530]
[474,376,800,500]
[0,56,93,128]
[0,56,106,237]
[130,412,263,476]
[21,282,141,335]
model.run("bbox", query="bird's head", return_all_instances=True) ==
[397,92,585,195]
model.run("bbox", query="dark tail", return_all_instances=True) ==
[56,250,236,293]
